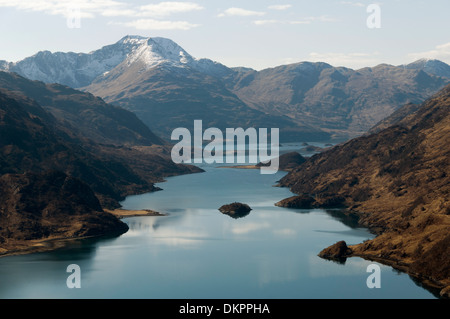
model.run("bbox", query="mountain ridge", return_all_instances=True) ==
[1,36,449,141]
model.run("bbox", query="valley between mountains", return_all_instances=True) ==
[0,35,449,298]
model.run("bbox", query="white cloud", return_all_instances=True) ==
[138,2,204,18]
[0,0,127,18]
[0,0,204,31]
[305,15,339,23]
[268,4,292,11]
[289,20,312,25]
[407,42,450,63]
[340,1,365,7]
[119,19,200,30]
[101,9,137,17]
[253,20,280,26]
[253,15,338,27]
[218,7,266,18]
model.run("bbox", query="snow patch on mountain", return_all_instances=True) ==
[0,35,231,88]
[123,37,231,77]
[126,37,194,69]
[403,59,450,79]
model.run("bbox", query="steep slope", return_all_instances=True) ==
[276,84,450,297]
[403,58,450,79]
[0,171,129,255]
[0,89,150,205]
[0,71,163,146]
[0,87,200,208]
[368,102,422,134]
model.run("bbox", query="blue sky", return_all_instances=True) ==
[1,0,450,70]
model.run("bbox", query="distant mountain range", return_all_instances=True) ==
[1,35,450,141]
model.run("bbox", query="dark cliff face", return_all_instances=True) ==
[0,171,128,247]
[0,89,154,208]
[0,71,164,147]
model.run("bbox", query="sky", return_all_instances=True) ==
[0,0,450,70]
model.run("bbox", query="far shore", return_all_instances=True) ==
[104,208,167,219]
[218,165,259,169]
[0,208,166,258]
[0,233,105,258]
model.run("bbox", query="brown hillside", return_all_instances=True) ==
[277,84,450,297]
[0,171,128,256]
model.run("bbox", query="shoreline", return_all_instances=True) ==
[0,208,166,259]
[349,251,446,295]
[1,204,446,298]
[315,207,450,299]
[0,234,106,258]
[217,165,259,169]
[104,208,167,219]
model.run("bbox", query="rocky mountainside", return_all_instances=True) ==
[276,84,450,297]
[0,171,129,255]
[3,36,448,141]
[403,58,450,79]
[85,53,324,142]
[368,102,422,134]
[0,74,201,255]
[1,36,150,88]
[369,83,450,134]
[0,78,200,209]
[0,71,163,146]
[226,62,449,138]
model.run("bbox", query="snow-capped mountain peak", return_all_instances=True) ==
[125,37,195,69]
[403,58,450,79]
[0,35,232,88]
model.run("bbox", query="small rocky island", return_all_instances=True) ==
[218,202,252,219]
[318,240,353,264]
[257,151,306,171]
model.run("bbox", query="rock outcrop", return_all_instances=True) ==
[258,151,306,171]
[318,241,352,263]
[219,203,252,219]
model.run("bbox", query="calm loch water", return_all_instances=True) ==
[0,144,437,299]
